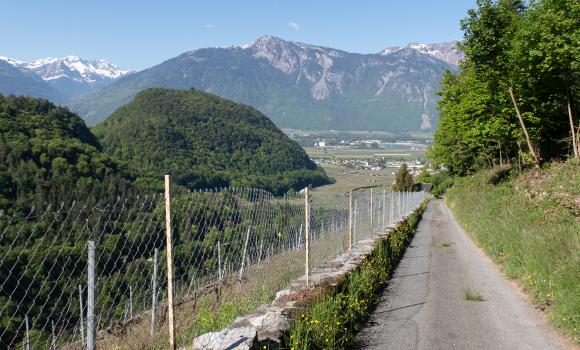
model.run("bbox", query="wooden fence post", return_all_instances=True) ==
[304,187,310,287]
[87,240,95,350]
[164,175,176,350]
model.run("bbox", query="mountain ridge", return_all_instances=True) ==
[73,35,457,131]
[0,55,131,101]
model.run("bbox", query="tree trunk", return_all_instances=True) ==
[509,87,540,167]
[567,94,578,158]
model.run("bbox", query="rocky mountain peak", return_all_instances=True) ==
[379,40,463,66]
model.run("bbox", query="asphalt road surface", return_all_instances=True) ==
[356,199,565,350]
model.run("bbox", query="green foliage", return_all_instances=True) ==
[431,174,455,198]
[92,88,330,195]
[446,161,579,342]
[415,168,435,184]
[0,94,131,213]
[0,92,330,347]
[288,203,427,349]
[430,0,580,174]
[392,163,414,192]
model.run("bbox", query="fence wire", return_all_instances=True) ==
[0,186,426,349]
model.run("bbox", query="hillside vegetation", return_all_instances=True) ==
[92,88,330,194]
[446,161,579,342]
[0,94,131,212]
[430,0,579,173]
[0,91,332,347]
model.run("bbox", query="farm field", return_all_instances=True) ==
[303,147,424,160]
[313,164,396,193]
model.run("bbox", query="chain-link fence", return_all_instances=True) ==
[0,180,426,349]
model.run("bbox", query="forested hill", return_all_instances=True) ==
[0,94,131,212]
[92,88,330,194]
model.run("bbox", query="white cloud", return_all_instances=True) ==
[288,21,300,31]
[203,24,216,30]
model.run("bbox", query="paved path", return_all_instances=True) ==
[356,199,565,350]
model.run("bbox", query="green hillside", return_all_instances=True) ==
[0,94,130,212]
[92,88,330,194]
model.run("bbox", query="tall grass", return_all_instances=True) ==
[446,161,579,343]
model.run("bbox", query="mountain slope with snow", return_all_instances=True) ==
[380,41,463,66]
[73,35,456,131]
[0,59,62,101]
[0,56,131,101]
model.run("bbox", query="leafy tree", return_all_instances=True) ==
[430,0,579,174]
[392,164,414,192]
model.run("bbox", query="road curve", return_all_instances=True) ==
[355,199,566,350]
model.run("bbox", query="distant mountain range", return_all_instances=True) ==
[0,55,130,103]
[379,41,463,66]
[1,37,462,131]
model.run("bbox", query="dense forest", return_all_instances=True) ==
[429,0,579,174]
[92,88,330,195]
[0,90,334,347]
[0,95,133,213]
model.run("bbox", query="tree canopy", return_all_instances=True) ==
[393,164,414,192]
[92,88,330,195]
[0,94,131,212]
[429,0,580,174]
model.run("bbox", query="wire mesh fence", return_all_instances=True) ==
[0,181,427,349]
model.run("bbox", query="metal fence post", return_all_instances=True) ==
[78,284,84,345]
[151,248,158,338]
[24,315,29,350]
[217,241,222,284]
[87,240,95,350]
[390,192,394,224]
[348,190,353,254]
[239,225,251,282]
[258,239,264,265]
[129,285,133,319]
[370,188,373,235]
[382,189,386,230]
[51,320,56,350]
[164,175,176,350]
[304,187,310,287]
[354,200,358,243]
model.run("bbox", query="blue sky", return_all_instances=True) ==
[0,0,477,70]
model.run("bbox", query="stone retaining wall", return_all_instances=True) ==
[190,208,422,350]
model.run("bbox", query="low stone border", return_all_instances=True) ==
[190,211,420,350]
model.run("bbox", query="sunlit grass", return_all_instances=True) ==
[446,160,579,343]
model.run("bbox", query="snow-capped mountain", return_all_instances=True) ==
[73,35,456,131]
[0,55,131,102]
[20,56,130,83]
[380,41,463,66]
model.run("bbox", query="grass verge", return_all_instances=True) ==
[287,201,427,349]
[446,160,579,343]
